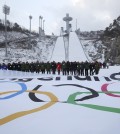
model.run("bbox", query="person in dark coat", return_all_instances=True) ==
[94,61,100,75]
[66,61,70,75]
[84,61,89,76]
[89,62,94,75]
[46,62,51,74]
[80,62,85,76]
[35,61,40,73]
[70,62,74,75]
[41,62,46,74]
[17,62,21,71]
[103,62,107,68]
[25,62,30,72]
[1,63,7,70]
[77,62,81,75]
[73,61,77,75]
[61,61,66,75]
[12,62,17,71]
[29,62,35,73]
[51,61,56,74]
[7,63,12,70]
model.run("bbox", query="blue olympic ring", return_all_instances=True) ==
[0,81,27,100]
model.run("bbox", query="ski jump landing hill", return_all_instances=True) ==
[50,31,88,62]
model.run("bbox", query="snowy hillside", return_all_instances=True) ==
[102,16,120,64]
[0,30,105,63]
[0,31,56,63]
[75,29,105,62]
[79,38,104,62]
[0,31,28,42]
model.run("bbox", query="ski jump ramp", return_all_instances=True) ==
[50,32,88,62]
[69,32,87,62]
[50,36,65,62]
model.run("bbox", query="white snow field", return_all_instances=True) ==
[0,66,120,134]
[50,36,65,62]
[69,32,88,62]
[51,32,88,62]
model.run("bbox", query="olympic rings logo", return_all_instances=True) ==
[0,81,120,125]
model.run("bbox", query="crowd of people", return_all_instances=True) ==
[0,61,108,76]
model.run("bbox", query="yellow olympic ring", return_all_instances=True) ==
[0,90,58,125]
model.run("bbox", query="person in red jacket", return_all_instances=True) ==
[56,62,61,75]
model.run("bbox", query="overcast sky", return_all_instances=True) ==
[0,0,120,35]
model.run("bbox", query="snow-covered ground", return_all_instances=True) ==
[69,32,88,61]
[51,32,93,62]
[78,37,104,62]
[0,31,56,63]
[0,66,120,134]
[50,36,65,62]
[0,31,28,42]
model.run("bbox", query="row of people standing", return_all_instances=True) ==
[0,61,101,76]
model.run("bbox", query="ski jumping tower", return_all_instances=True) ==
[63,14,72,61]
[63,13,73,34]
[50,13,88,62]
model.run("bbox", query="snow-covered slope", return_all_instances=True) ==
[0,31,56,63]
[50,36,65,62]
[69,32,88,62]
[79,38,104,62]
[0,31,28,42]
[51,32,91,62]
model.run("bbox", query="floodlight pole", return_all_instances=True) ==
[29,15,32,48]
[41,16,43,30]
[29,15,32,34]
[3,5,10,57]
[43,20,45,40]
[39,16,42,40]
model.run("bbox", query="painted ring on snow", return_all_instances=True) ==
[0,81,27,100]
